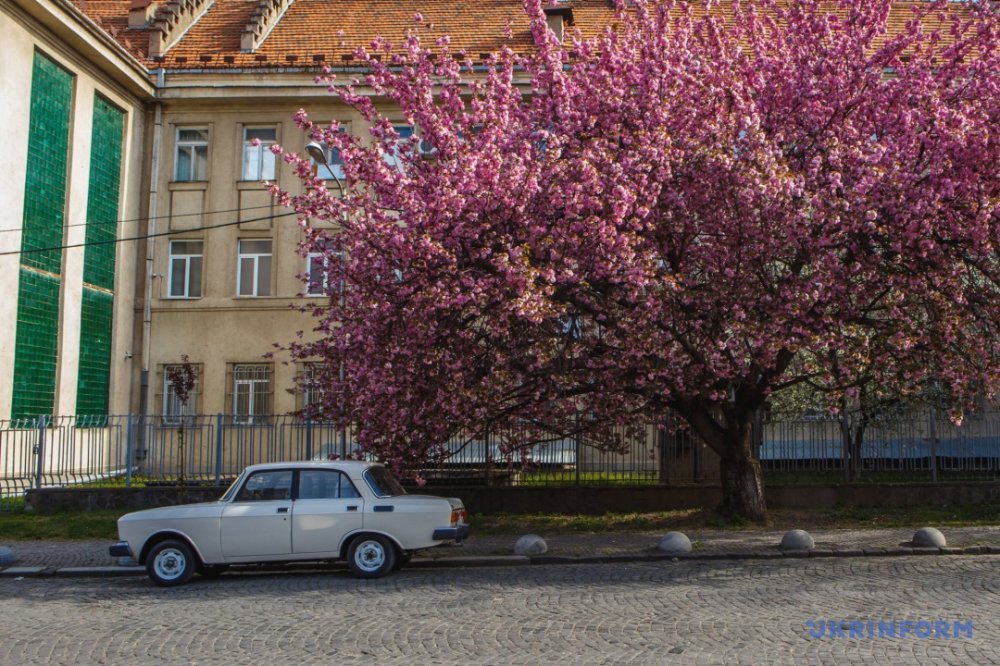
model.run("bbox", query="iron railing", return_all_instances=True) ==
[2,411,999,510]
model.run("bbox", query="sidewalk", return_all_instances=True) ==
[3,525,1000,576]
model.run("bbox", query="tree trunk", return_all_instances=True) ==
[684,403,767,522]
[719,446,767,522]
[847,425,864,482]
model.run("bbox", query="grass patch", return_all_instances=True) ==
[1,503,996,542]
[0,508,121,541]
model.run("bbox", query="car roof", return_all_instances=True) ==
[243,460,379,473]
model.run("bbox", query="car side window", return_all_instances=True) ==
[235,470,293,502]
[298,469,361,500]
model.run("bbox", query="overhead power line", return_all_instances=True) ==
[0,203,280,235]
[2,210,303,259]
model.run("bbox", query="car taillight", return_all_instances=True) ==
[450,509,467,525]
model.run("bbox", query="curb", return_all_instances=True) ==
[1,546,998,578]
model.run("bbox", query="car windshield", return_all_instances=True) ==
[364,466,407,497]
[218,473,244,502]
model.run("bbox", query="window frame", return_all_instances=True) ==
[383,124,414,169]
[241,127,278,181]
[174,127,209,182]
[236,238,273,297]
[234,469,293,502]
[297,469,361,500]
[166,239,204,299]
[159,362,202,424]
[228,363,272,425]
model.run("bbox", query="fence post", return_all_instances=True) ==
[125,414,135,489]
[214,413,224,486]
[928,409,939,483]
[305,419,313,460]
[34,415,47,489]
[574,413,581,487]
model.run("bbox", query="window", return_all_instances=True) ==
[175,128,208,181]
[161,363,200,424]
[235,469,292,501]
[383,124,414,169]
[242,127,277,180]
[237,239,272,296]
[167,240,203,298]
[298,469,361,500]
[230,363,272,424]
[301,363,324,409]
[364,466,406,498]
[305,252,327,297]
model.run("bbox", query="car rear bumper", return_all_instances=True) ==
[432,524,471,542]
[109,541,132,558]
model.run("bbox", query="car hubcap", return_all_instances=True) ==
[356,541,385,572]
[154,548,186,580]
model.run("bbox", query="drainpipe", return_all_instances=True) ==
[139,69,165,452]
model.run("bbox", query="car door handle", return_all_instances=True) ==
[346,505,358,512]
[276,507,289,514]
[373,505,394,512]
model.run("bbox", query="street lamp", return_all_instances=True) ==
[305,141,345,194]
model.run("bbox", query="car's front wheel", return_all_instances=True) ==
[146,539,196,587]
[347,535,396,578]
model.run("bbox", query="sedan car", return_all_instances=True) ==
[110,460,469,586]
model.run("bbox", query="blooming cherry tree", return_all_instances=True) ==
[276,0,1000,520]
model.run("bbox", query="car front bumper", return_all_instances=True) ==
[109,541,132,558]
[432,524,471,542]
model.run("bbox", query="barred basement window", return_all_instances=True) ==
[160,363,201,424]
[229,363,272,424]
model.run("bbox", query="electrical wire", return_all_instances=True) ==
[2,210,303,258]
[0,203,280,234]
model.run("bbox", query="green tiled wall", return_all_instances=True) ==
[76,96,124,417]
[19,52,71,274]
[82,96,123,290]
[12,52,73,420]
[76,290,114,417]
[12,271,61,420]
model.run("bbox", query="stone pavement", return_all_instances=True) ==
[1,557,997,665]
[3,525,1000,574]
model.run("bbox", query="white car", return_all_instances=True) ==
[109,460,470,586]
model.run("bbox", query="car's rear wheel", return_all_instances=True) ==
[146,539,196,587]
[347,535,396,578]
[393,553,412,571]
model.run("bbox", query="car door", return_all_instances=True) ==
[292,469,364,555]
[221,469,293,559]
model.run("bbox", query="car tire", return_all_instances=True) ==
[347,535,396,578]
[393,553,412,571]
[146,539,197,587]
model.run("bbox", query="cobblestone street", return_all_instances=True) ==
[0,556,996,665]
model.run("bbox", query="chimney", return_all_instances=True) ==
[543,5,574,44]
[128,0,158,28]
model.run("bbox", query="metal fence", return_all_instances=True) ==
[2,411,999,510]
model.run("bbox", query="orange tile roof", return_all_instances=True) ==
[68,0,964,72]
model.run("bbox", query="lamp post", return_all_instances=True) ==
[305,141,345,194]
[304,140,348,456]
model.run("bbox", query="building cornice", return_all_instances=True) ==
[7,0,155,98]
